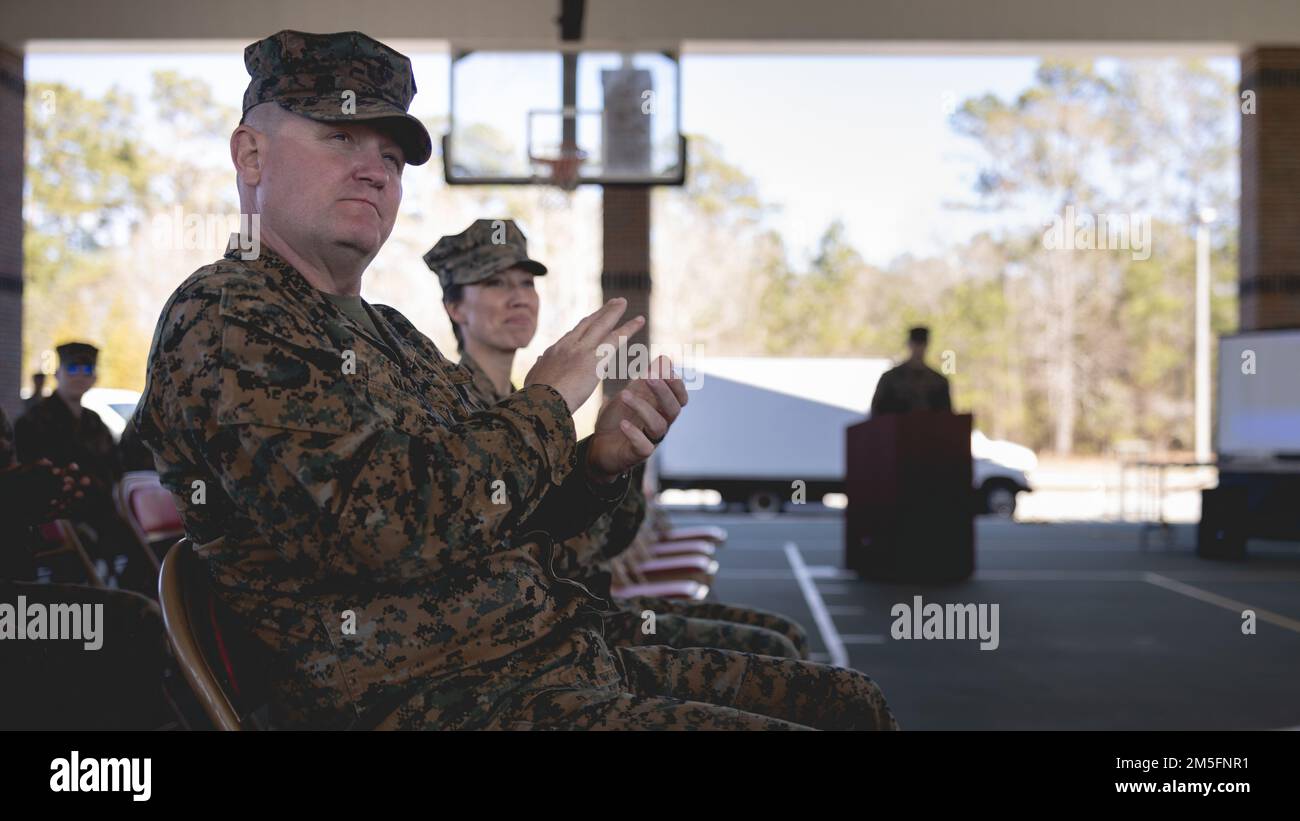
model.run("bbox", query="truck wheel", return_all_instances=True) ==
[982,483,1017,518]
[747,490,783,515]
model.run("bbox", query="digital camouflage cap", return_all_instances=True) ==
[241,30,432,166]
[424,219,548,290]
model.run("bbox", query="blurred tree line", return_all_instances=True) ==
[24,58,1237,455]
[23,71,239,392]
[656,58,1239,455]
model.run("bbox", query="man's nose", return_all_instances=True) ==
[353,146,390,187]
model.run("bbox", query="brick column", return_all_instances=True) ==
[601,186,652,398]
[0,45,24,422]
[1240,47,1300,331]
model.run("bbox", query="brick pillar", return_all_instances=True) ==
[601,186,652,398]
[1240,47,1300,331]
[0,45,24,422]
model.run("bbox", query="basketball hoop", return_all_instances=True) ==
[443,51,687,189]
[529,144,588,191]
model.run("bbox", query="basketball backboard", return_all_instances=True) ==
[442,49,686,188]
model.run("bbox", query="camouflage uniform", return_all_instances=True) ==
[437,222,809,661]
[132,31,897,730]
[15,395,121,491]
[135,238,636,728]
[456,352,807,659]
[457,351,511,406]
[499,644,897,730]
[426,218,649,586]
[611,597,811,659]
[870,362,952,414]
[14,358,155,594]
[455,351,645,585]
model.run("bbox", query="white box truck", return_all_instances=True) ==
[656,357,1036,515]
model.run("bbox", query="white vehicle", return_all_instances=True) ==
[657,357,1035,517]
[971,429,1037,517]
[80,388,142,442]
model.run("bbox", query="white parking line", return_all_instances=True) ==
[1143,573,1300,634]
[784,542,848,668]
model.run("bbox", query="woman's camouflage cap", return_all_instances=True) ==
[241,29,433,166]
[424,219,548,289]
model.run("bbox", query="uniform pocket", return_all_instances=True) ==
[217,323,361,435]
[364,381,453,440]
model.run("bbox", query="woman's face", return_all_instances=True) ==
[449,267,539,352]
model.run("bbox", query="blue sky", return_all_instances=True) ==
[681,54,1046,265]
[26,47,1237,268]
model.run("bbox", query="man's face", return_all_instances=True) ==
[57,362,96,403]
[450,268,540,352]
[908,340,928,360]
[253,113,405,260]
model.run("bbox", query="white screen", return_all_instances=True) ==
[1217,331,1300,457]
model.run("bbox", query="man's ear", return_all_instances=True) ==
[230,124,264,186]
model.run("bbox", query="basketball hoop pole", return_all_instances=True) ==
[598,50,655,399]
[554,1,651,400]
[562,52,578,164]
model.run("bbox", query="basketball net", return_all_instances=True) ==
[530,144,588,192]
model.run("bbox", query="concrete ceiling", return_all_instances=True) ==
[2,0,1292,53]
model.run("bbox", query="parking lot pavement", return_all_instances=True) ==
[671,511,1300,730]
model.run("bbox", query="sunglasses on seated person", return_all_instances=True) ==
[63,364,95,376]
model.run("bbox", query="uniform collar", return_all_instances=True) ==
[223,235,322,305]
[223,236,407,369]
[457,351,514,405]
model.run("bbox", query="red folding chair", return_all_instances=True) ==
[114,471,181,572]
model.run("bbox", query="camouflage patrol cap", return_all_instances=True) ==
[241,30,432,166]
[424,219,548,290]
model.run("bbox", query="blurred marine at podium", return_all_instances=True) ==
[870,326,952,415]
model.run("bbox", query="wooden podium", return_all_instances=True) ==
[844,412,974,582]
